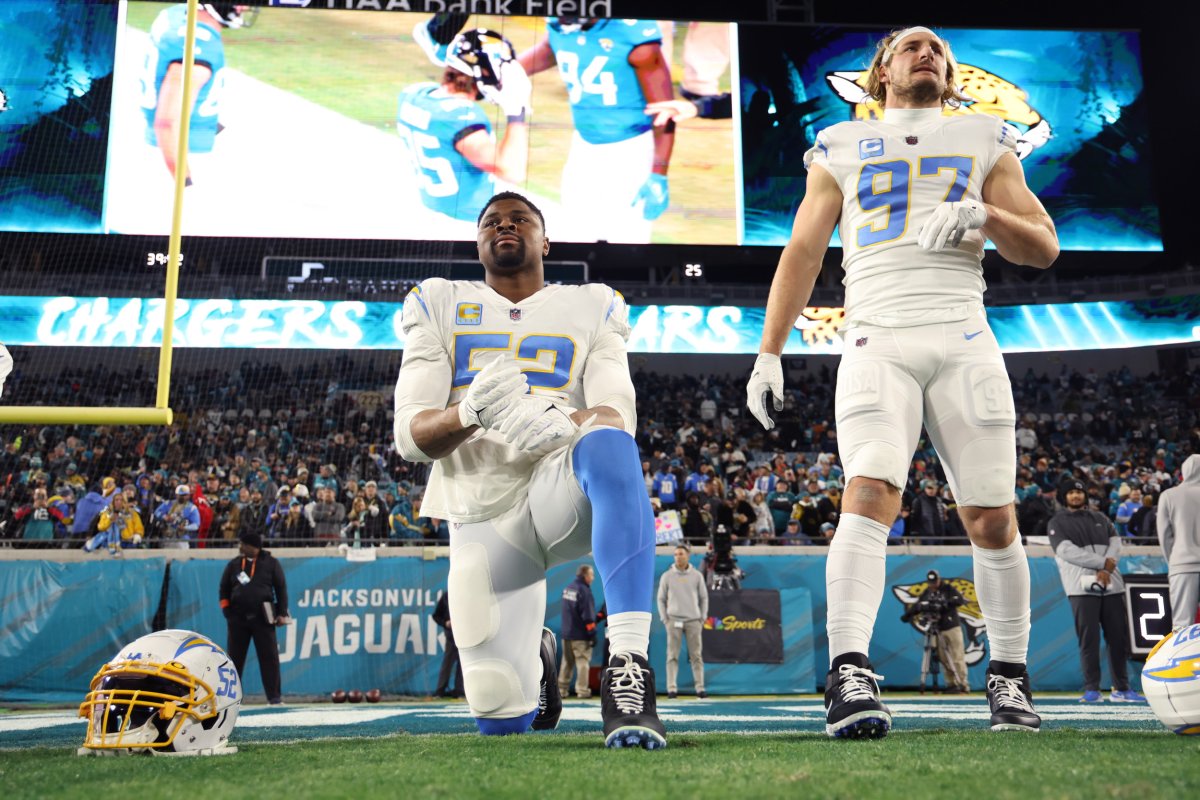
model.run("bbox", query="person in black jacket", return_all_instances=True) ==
[219,531,289,704]
[432,590,463,698]
[902,570,970,692]
[557,565,597,699]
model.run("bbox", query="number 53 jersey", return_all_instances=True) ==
[805,113,1017,328]
[393,279,636,523]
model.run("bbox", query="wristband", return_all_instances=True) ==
[506,111,526,124]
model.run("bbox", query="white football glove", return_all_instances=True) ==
[480,60,532,120]
[917,199,988,252]
[457,359,528,430]
[496,396,578,453]
[746,353,784,430]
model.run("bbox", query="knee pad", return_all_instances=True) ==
[476,709,537,736]
[844,440,909,491]
[448,542,500,649]
[952,431,1016,508]
[463,658,528,718]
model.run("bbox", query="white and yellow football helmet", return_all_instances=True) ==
[78,629,240,756]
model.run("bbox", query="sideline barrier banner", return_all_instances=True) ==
[0,560,164,703]
[702,589,784,664]
[0,552,1168,702]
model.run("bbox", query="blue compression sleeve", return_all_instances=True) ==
[572,428,655,615]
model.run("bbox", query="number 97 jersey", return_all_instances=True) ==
[393,279,636,524]
[804,114,1017,325]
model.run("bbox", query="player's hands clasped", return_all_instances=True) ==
[917,199,988,252]
[481,60,532,120]
[634,173,669,221]
[746,353,785,430]
[496,395,578,452]
[458,359,528,430]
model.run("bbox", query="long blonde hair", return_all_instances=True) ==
[864,27,969,109]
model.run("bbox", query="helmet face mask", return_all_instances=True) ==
[79,630,240,755]
[445,29,516,96]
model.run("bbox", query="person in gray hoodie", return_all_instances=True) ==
[1047,478,1143,703]
[657,544,709,698]
[1157,454,1200,630]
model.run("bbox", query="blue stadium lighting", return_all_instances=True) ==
[1096,302,1133,345]
[1071,303,1104,347]
[1020,305,1050,351]
[1044,305,1076,350]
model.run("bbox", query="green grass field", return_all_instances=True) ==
[3,697,1198,799]
[3,730,1199,800]
[125,5,737,244]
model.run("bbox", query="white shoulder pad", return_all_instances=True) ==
[400,278,448,335]
[803,129,832,172]
[594,285,631,341]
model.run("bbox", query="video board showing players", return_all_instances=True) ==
[0,0,118,234]
[738,26,1161,251]
[101,3,738,244]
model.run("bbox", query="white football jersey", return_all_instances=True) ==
[804,109,1017,328]
[393,279,636,523]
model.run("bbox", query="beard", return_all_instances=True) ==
[491,239,526,269]
[893,72,943,106]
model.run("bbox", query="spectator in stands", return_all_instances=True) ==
[750,491,774,542]
[92,492,145,553]
[48,487,75,540]
[779,517,810,545]
[908,479,948,543]
[342,496,368,542]
[361,480,390,539]
[154,485,200,548]
[766,480,795,534]
[6,488,64,546]
[1126,492,1156,541]
[240,488,268,540]
[309,486,347,542]
[72,477,118,540]
[652,463,680,511]
[728,488,755,545]
[1018,486,1056,539]
[1114,487,1141,537]
[211,494,240,543]
[266,486,292,538]
[679,491,712,544]
[276,501,311,542]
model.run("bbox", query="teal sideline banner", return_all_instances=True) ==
[1,294,1198,354]
[0,553,1168,702]
[0,560,164,702]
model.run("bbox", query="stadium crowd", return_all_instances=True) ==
[0,357,1196,550]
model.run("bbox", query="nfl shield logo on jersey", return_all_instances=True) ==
[905,135,919,145]
[509,308,522,322]
[855,337,869,348]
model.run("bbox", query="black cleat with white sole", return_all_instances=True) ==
[824,653,892,739]
[601,653,667,750]
[986,662,1040,732]
[531,627,562,731]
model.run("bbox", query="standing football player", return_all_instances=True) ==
[142,3,254,184]
[393,192,666,749]
[518,18,675,243]
[397,29,532,240]
[746,27,1059,737]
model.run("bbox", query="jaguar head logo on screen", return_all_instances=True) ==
[826,64,1052,160]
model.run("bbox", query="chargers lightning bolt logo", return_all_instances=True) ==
[1143,654,1200,683]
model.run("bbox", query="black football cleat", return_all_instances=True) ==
[601,653,667,750]
[986,663,1041,732]
[824,655,892,739]
[531,627,562,731]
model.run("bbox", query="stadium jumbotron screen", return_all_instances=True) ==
[738,25,1161,251]
[0,3,1163,251]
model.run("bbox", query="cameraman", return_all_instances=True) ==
[902,570,969,692]
[703,524,742,590]
[1048,478,1143,703]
